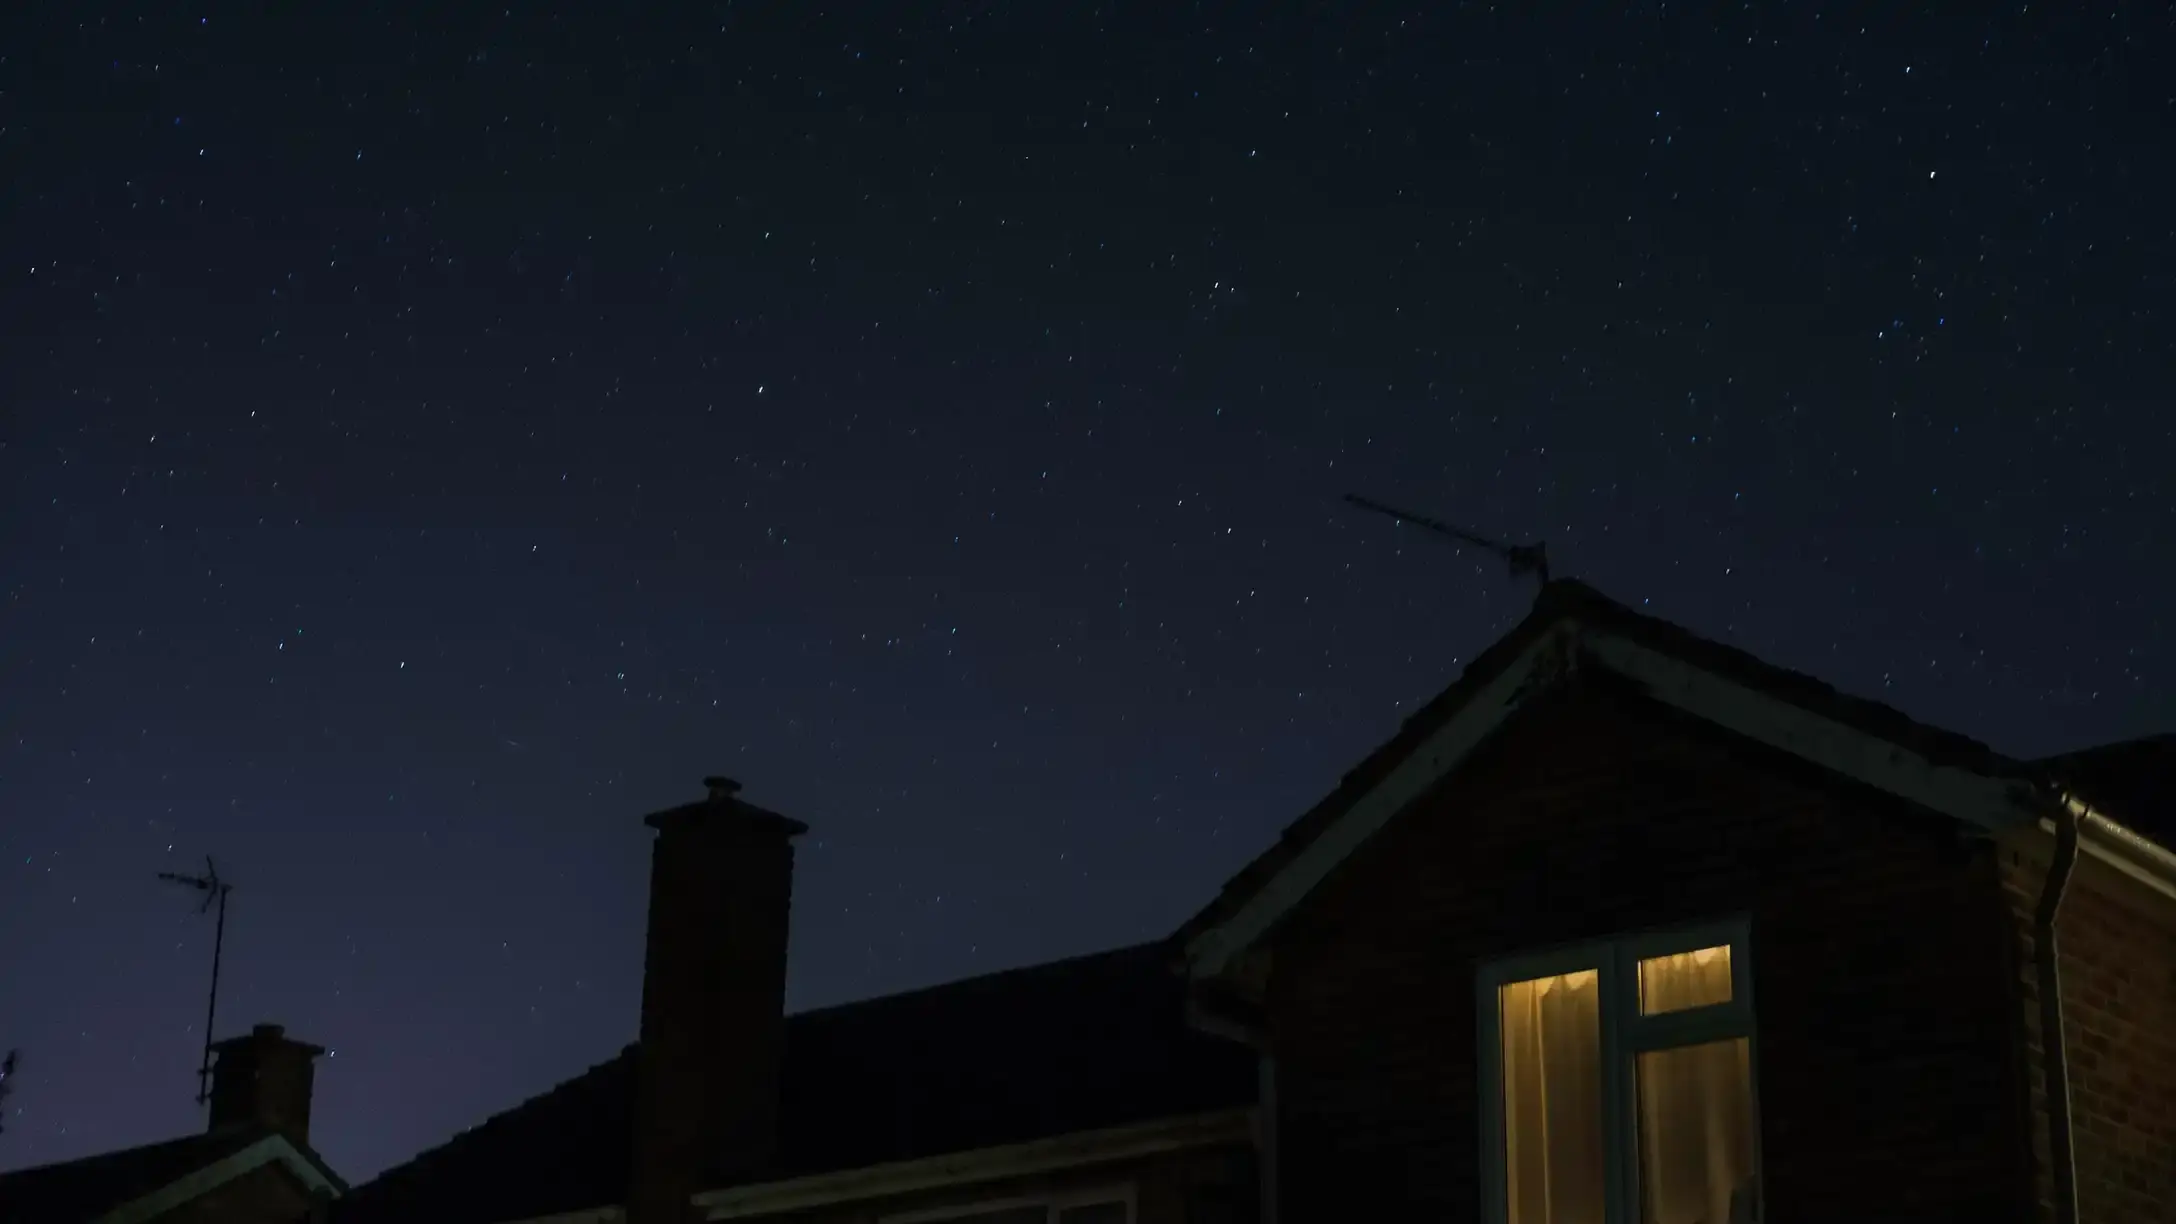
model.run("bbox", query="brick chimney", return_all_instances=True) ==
[629,777,807,1224]
[207,1023,326,1145]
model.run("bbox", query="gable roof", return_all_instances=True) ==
[0,1123,342,1224]
[336,941,1255,1224]
[1180,579,2175,979]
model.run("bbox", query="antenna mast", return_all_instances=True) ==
[158,857,236,1107]
[1342,493,1551,585]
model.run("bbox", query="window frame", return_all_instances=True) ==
[1475,916,1761,1224]
[876,1184,1137,1224]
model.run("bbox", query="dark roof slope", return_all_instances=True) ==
[1177,578,2042,949]
[337,941,1255,1224]
[334,1046,637,1224]
[2040,734,2176,842]
[0,1124,277,1224]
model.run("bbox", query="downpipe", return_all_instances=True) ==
[1186,996,1277,1224]
[2032,797,2082,1224]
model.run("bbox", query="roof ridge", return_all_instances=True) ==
[340,939,1251,1222]
[351,1044,635,1192]
[1547,578,2023,772]
[787,939,1169,1021]
[0,1128,220,1181]
[2040,731,2176,759]
[1180,573,2042,960]
[351,941,1175,1197]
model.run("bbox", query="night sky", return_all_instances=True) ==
[4,1,2170,1187]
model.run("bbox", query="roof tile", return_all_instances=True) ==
[337,942,1253,1224]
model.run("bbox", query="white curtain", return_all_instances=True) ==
[1633,947,1756,1224]
[1637,945,1732,1015]
[1500,971,1606,1224]
[1636,1038,1756,1224]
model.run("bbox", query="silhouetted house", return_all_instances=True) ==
[336,580,2175,1224]
[0,1024,344,1224]
[1177,581,2175,1223]
[338,780,1257,1224]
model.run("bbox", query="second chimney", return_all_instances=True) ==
[207,1023,326,1146]
[629,777,807,1224]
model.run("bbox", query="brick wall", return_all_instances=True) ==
[162,1159,327,1224]
[1264,677,2030,1223]
[1999,829,2176,1224]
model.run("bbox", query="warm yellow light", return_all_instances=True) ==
[1500,969,1605,1224]
[1519,969,1592,999]
[1638,945,1733,1015]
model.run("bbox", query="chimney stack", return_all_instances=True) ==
[207,1023,326,1146]
[630,777,808,1224]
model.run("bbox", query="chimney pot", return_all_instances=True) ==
[703,776,742,801]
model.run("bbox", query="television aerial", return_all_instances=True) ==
[1341,493,1551,586]
[158,857,237,1107]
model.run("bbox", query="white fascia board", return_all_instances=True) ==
[2042,797,2176,904]
[95,1134,337,1224]
[1186,620,2055,981]
[693,1109,1254,1220]
[1579,632,2037,831]
[1184,622,1578,980]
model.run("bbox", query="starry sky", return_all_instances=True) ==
[4,0,2171,1187]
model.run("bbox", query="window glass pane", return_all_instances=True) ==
[1499,970,1606,1224]
[1056,1202,1127,1224]
[1638,944,1733,1015]
[1636,1037,1758,1224]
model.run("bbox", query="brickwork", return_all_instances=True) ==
[633,786,806,1224]
[162,1160,326,1224]
[1263,678,2031,1223]
[1999,831,2176,1224]
[208,1023,325,1147]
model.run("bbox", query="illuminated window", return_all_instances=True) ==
[1480,922,1761,1224]
[1638,945,1732,1015]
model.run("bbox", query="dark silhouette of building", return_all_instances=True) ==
[333,580,2173,1224]
[339,779,1257,1224]
[0,1023,344,1223]
[1179,580,2174,1223]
